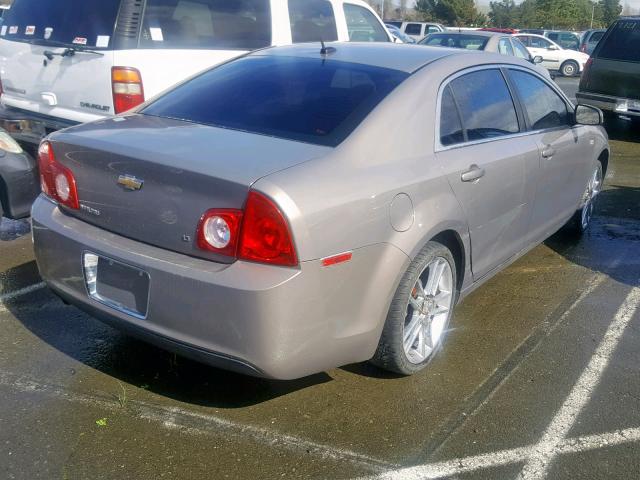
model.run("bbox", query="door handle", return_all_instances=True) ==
[461,164,485,182]
[541,145,556,158]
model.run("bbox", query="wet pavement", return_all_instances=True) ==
[1,79,639,480]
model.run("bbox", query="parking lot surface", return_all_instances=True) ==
[1,78,639,479]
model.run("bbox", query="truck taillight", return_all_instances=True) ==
[38,141,79,210]
[196,191,298,267]
[112,67,145,114]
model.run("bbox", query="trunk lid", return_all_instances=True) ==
[49,114,331,262]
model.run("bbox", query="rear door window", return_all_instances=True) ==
[598,20,640,62]
[0,0,119,48]
[289,0,337,43]
[142,55,408,147]
[530,36,552,48]
[405,23,422,35]
[343,4,389,42]
[140,0,271,50]
[448,69,520,141]
[508,69,569,130]
[439,86,465,146]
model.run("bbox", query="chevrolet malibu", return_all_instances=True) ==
[32,43,609,379]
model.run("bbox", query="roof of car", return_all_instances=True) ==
[252,42,470,74]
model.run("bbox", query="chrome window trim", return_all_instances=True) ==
[435,63,575,153]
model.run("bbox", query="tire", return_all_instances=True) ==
[565,160,603,236]
[560,60,579,77]
[370,241,457,375]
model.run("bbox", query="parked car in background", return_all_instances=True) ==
[478,27,518,34]
[546,30,580,50]
[420,31,546,71]
[0,0,391,156]
[31,42,608,379]
[519,28,546,35]
[577,17,640,122]
[514,33,589,76]
[398,21,445,41]
[386,23,416,43]
[580,29,606,54]
[0,128,39,225]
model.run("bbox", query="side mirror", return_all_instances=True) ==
[532,55,543,64]
[575,104,603,126]
[547,45,559,51]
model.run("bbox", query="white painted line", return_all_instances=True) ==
[367,426,640,480]
[0,282,46,303]
[368,284,640,480]
[519,285,640,479]
[0,372,394,473]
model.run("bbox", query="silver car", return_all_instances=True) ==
[32,43,609,379]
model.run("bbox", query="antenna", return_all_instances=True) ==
[320,38,336,55]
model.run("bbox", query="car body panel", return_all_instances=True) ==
[0,142,39,219]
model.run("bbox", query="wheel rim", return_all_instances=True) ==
[403,257,454,364]
[581,164,603,230]
[564,63,576,76]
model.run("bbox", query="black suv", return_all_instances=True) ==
[577,17,640,122]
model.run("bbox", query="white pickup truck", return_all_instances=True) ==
[0,0,391,152]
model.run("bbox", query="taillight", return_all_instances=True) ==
[582,57,593,85]
[38,141,79,209]
[196,209,243,258]
[196,191,298,267]
[112,67,145,114]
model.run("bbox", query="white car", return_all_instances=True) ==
[514,33,589,76]
[0,0,392,150]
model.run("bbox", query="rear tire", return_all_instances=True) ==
[560,60,579,77]
[565,160,603,236]
[370,241,457,375]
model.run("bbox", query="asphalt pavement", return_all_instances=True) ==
[1,77,639,480]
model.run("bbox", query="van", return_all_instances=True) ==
[0,0,391,153]
[577,17,640,122]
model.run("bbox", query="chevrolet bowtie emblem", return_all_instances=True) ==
[117,174,144,191]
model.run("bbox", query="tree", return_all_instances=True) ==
[489,0,519,27]
[599,0,622,26]
[415,0,484,26]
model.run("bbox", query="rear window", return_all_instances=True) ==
[420,34,488,50]
[289,0,337,43]
[140,0,271,50]
[142,55,408,147]
[0,0,119,48]
[598,20,640,62]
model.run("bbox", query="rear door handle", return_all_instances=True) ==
[542,145,556,158]
[461,164,485,182]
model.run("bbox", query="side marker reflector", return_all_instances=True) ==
[322,252,353,267]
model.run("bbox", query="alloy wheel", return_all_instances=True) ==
[403,257,454,364]
[581,163,603,230]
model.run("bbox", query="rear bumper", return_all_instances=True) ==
[576,92,640,117]
[0,147,39,219]
[31,196,408,379]
[0,104,79,151]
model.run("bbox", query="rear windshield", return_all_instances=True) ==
[140,0,271,50]
[598,20,640,62]
[141,55,408,147]
[0,0,119,48]
[420,34,488,50]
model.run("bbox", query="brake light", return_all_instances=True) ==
[112,67,145,114]
[196,191,298,267]
[582,57,593,85]
[38,141,79,209]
